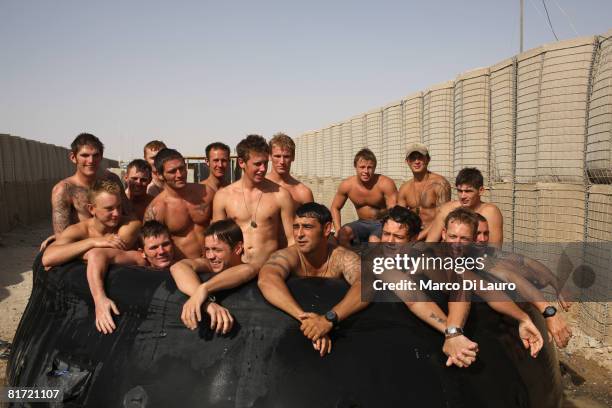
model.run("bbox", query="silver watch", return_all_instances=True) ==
[444,326,464,338]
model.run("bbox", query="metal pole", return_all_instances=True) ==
[520,0,524,53]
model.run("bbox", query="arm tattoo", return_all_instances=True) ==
[437,181,451,206]
[342,251,361,284]
[143,205,158,222]
[429,312,447,325]
[264,252,292,276]
[52,183,72,234]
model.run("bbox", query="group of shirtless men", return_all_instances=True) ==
[40,132,572,367]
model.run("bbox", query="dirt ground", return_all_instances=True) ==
[0,220,50,385]
[0,222,610,406]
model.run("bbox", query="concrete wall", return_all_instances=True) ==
[294,30,612,349]
[0,134,118,233]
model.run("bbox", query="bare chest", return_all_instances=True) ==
[404,181,439,209]
[348,184,386,208]
[163,198,211,232]
[224,191,280,229]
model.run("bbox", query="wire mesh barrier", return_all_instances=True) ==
[350,114,366,158]
[423,81,455,180]
[516,47,545,184]
[340,121,353,178]
[537,37,597,183]
[365,108,383,169]
[581,185,612,342]
[321,127,332,178]
[330,124,342,177]
[403,92,424,170]
[490,58,516,183]
[382,101,403,179]
[587,31,612,184]
[453,68,491,184]
[292,30,612,346]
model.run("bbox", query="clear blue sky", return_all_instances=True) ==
[1,0,610,161]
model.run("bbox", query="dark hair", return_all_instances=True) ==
[455,167,484,189]
[204,219,243,249]
[143,140,166,156]
[140,220,171,245]
[236,135,270,162]
[205,142,230,159]
[353,148,377,168]
[444,207,479,238]
[71,133,104,155]
[295,202,332,226]
[127,159,152,178]
[153,148,184,175]
[381,206,422,240]
[475,213,487,223]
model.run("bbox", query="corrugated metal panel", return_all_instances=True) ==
[454,67,490,183]
[537,37,597,183]
[423,81,454,179]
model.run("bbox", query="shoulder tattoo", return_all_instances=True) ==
[264,251,292,275]
[51,182,73,233]
[341,250,361,284]
[143,205,158,222]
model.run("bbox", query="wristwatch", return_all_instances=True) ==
[542,305,557,318]
[324,310,339,327]
[207,295,216,304]
[444,326,464,338]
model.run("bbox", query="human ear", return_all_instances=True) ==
[323,222,333,237]
[234,242,244,256]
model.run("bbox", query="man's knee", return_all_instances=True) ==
[338,226,354,245]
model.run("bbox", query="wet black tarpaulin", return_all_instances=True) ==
[7,254,562,407]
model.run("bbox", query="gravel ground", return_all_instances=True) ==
[0,222,609,407]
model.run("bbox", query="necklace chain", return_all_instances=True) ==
[242,180,263,228]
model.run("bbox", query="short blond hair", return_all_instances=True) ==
[88,180,122,204]
[143,140,166,157]
[269,133,295,157]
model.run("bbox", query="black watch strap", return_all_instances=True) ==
[325,310,338,327]
[542,305,557,318]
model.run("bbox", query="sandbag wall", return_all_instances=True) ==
[0,134,118,233]
[293,30,612,346]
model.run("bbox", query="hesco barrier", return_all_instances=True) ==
[0,134,118,233]
[296,30,612,347]
[8,256,562,407]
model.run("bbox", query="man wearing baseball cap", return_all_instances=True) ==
[397,143,451,239]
